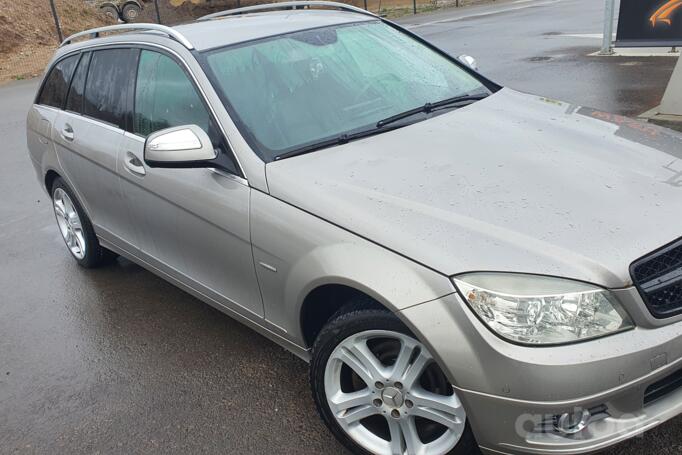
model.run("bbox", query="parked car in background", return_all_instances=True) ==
[26,2,682,454]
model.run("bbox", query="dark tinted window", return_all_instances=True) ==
[38,55,79,108]
[84,49,137,128]
[65,52,91,114]
[134,50,210,136]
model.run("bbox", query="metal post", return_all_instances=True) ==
[153,0,162,24]
[600,0,615,55]
[363,0,367,10]
[48,0,63,43]
[413,0,416,14]
[237,0,241,8]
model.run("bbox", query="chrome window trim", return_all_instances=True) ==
[42,41,248,183]
[123,131,146,142]
[209,168,249,186]
[71,110,126,134]
[34,104,61,114]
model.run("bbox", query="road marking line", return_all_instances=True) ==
[560,33,605,39]
[406,0,562,28]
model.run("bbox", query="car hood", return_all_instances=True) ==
[266,88,682,288]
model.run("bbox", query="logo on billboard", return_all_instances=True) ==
[651,0,682,26]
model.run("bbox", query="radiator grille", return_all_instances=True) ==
[631,238,682,319]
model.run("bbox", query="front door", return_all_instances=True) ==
[117,48,263,318]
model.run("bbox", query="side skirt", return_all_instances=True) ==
[97,235,311,362]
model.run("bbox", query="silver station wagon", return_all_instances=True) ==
[26,2,682,454]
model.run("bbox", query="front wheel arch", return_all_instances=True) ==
[300,284,387,348]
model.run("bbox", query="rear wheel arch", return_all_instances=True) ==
[45,169,61,194]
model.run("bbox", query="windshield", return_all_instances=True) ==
[203,21,489,161]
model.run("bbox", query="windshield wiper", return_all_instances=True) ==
[273,93,489,161]
[274,123,406,161]
[375,93,489,129]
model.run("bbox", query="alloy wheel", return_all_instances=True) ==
[53,188,86,260]
[324,330,466,455]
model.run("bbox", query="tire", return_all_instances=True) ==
[121,3,142,22]
[310,306,479,455]
[100,5,120,21]
[51,177,117,268]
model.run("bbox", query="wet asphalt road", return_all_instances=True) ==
[398,0,677,118]
[1,0,681,454]
[0,82,343,455]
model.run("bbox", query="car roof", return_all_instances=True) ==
[173,10,376,51]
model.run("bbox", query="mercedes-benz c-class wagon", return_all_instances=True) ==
[26,2,682,454]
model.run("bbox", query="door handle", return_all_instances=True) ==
[124,152,146,176]
[61,124,74,141]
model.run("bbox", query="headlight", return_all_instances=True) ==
[453,273,633,345]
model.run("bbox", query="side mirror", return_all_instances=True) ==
[457,54,479,71]
[144,125,217,167]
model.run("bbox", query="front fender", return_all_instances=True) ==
[250,190,454,346]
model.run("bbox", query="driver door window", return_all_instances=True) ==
[133,50,239,175]
[134,50,211,136]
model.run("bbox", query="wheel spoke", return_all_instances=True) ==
[328,389,373,415]
[64,228,73,246]
[400,348,432,389]
[62,196,75,218]
[54,200,66,220]
[410,389,465,429]
[387,418,405,455]
[389,338,419,382]
[69,216,82,230]
[412,406,462,429]
[73,230,86,255]
[337,404,378,426]
[335,340,387,387]
[399,417,422,455]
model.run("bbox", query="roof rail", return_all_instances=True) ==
[60,23,194,50]
[197,1,378,22]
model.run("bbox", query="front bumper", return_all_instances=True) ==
[399,292,682,454]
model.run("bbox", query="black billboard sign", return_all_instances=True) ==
[616,0,682,47]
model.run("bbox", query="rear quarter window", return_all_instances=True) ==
[37,55,79,109]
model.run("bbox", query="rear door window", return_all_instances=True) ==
[65,52,91,114]
[37,54,79,109]
[83,48,137,129]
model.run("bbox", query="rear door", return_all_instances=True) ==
[28,54,80,179]
[117,48,263,318]
[52,48,139,247]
